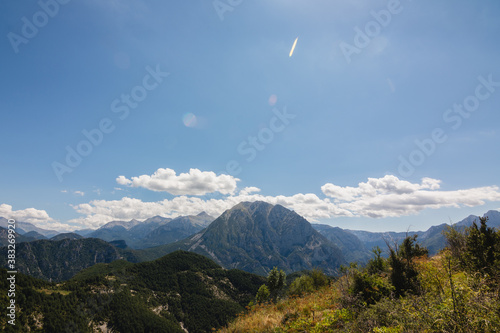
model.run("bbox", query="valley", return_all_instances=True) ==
[1,202,499,331]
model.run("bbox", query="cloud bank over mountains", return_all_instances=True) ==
[3,169,500,230]
[322,175,500,218]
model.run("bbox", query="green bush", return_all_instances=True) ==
[388,235,427,296]
[288,275,314,296]
[255,284,270,303]
[267,267,286,300]
[309,269,330,289]
[463,217,500,280]
[349,271,393,305]
[366,246,388,275]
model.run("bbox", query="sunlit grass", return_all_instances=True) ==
[36,288,71,295]
[220,252,500,332]
[219,285,340,332]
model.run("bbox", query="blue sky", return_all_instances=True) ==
[1,0,500,232]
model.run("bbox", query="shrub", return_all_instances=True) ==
[388,235,427,296]
[309,269,330,289]
[366,246,388,275]
[463,217,499,279]
[444,224,468,265]
[267,267,286,300]
[255,284,270,304]
[288,275,314,296]
[349,271,393,305]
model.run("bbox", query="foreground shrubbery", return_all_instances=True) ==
[220,217,500,332]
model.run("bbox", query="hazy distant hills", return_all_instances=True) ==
[86,218,157,248]
[141,213,214,248]
[87,212,214,249]
[0,217,59,238]
[0,227,39,247]
[311,224,373,263]
[50,232,84,241]
[1,205,499,282]
[344,210,500,256]
[155,201,346,275]
[1,205,498,331]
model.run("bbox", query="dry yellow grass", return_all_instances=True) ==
[219,285,340,333]
[36,288,71,295]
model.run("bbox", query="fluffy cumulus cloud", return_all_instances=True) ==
[63,174,500,229]
[0,204,54,223]
[321,175,441,201]
[239,187,261,196]
[0,204,73,231]
[69,190,354,229]
[116,168,239,195]
[322,176,500,218]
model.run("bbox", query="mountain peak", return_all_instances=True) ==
[142,215,172,225]
[197,211,210,217]
[180,201,345,275]
[233,200,274,210]
[99,219,141,230]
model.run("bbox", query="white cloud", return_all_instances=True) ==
[69,196,233,229]
[47,175,500,230]
[323,176,500,218]
[116,168,239,195]
[68,191,354,229]
[0,204,73,231]
[0,204,54,223]
[321,175,441,201]
[61,189,85,197]
[239,187,261,196]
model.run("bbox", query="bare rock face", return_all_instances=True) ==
[183,201,346,275]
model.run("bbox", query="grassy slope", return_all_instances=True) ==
[219,253,500,332]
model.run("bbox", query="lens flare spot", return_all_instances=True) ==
[289,37,298,57]
[183,113,197,127]
[268,94,277,106]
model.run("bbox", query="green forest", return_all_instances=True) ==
[0,251,265,332]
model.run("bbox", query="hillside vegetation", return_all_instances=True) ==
[220,217,500,332]
[0,238,142,282]
[0,251,265,332]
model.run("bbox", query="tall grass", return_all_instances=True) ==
[220,250,500,332]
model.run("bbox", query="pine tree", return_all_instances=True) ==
[267,267,286,300]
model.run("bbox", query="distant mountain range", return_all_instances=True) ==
[0,227,39,247]
[344,210,500,257]
[2,205,498,332]
[86,212,214,249]
[0,217,59,238]
[154,201,346,275]
[311,224,373,263]
[1,204,499,281]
